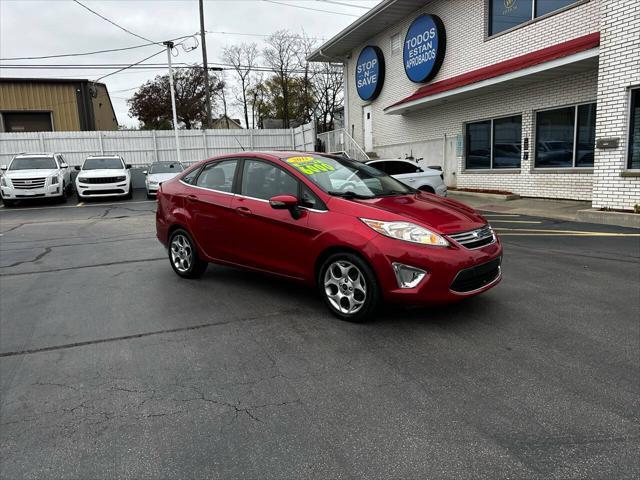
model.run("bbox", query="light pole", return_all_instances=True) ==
[199,0,213,129]
[163,40,181,163]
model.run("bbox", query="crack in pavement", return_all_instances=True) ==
[3,247,52,268]
[0,256,166,277]
[0,234,156,252]
[0,308,303,357]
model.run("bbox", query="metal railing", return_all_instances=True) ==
[317,129,369,162]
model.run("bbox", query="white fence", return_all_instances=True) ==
[0,122,316,166]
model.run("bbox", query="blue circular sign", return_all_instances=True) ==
[403,14,446,83]
[355,46,385,101]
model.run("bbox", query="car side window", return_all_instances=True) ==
[241,159,298,200]
[370,161,387,173]
[195,160,238,192]
[181,167,200,185]
[300,185,326,210]
[387,161,419,175]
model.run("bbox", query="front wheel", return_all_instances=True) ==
[2,198,16,207]
[318,253,380,322]
[126,183,133,199]
[168,229,208,279]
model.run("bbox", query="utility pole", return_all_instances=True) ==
[163,40,182,163]
[199,0,213,129]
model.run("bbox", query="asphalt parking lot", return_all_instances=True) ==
[1,192,639,479]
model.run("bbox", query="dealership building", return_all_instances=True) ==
[310,0,639,211]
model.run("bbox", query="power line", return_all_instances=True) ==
[262,0,359,17]
[72,0,158,44]
[316,0,371,9]
[0,35,194,61]
[95,49,167,82]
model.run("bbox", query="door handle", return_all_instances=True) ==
[235,206,252,216]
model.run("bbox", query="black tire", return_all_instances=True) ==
[168,228,208,279]
[126,183,133,199]
[58,183,68,203]
[2,198,16,207]
[146,193,154,200]
[318,252,380,323]
[418,185,435,194]
[77,191,84,202]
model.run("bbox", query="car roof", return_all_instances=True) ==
[86,155,122,159]
[13,152,57,157]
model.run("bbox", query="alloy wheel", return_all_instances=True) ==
[170,234,193,273]
[323,260,367,315]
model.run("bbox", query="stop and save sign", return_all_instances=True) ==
[403,14,446,83]
[355,46,385,101]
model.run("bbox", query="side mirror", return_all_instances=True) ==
[269,194,302,219]
[0,165,7,171]
[142,170,148,175]
[61,163,69,169]
[126,164,132,169]
[74,166,81,171]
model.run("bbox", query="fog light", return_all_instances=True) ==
[392,262,427,289]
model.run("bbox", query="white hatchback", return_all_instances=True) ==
[75,155,132,200]
[1,153,72,207]
[366,159,447,196]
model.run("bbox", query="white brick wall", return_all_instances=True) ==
[592,0,640,210]
[341,0,609,201]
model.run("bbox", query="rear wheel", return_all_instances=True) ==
[418,185,435,194]
[319,253,379,322]
[168,229,208,279]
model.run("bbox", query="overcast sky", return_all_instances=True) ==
[0,0,378,127]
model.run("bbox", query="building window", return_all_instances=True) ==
[465,115,522,169]
[390,33,401,55]
[489,0,579,36]
[535,103,595,168]
[629,88,640,170]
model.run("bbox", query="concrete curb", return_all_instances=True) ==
[448,190,521,201]
[576,209,640,229]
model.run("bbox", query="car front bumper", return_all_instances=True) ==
[363,233,502,305]
[77,181,130,197]
[1,184,63,199]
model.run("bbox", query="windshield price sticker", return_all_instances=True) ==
[287,156,335,175]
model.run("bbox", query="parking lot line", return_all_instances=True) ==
[0,199,155,212]
[489,220,542,224]
[495,227,640,237]
[483,213,520,217]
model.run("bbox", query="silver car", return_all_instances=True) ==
[144,162,184,198]
[365,159,447,196]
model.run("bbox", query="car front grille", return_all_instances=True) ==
[83,189,125,195]
[448,225,495,249]
[11,177,47,189]
[450,258,501,293]
[80,176,126,184]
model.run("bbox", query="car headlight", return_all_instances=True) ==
[50,175,60,185]
[360,218,449,246]
[149,180,158,186]
[1,176,9,187]
[78,177,89,183]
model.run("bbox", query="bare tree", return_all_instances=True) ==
[263,30,302,128]
[313,62,344,132]
[222,43,259,129]
[297,31,319,125]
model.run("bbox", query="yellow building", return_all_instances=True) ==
[0,78,118,132]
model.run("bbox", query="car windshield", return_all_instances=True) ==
[149,163,184,174]
[9,157,57,170]
[83,157,124,170]
[285,155,413,199]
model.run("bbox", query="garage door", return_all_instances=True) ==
[2,112,53,132]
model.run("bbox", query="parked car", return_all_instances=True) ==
[156,152,502,322]
[365,159,447,196]
[75,155,132,200]
[0,152,72,207]
[143,161,184,198]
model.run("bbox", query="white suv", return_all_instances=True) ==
[75,155,132,200]
[1,153,72,207]
[365,159,447,196]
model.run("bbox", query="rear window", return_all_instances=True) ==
[83,157,124,170]
[149,163,184,174]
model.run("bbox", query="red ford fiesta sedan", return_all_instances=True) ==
[156,152,502,322]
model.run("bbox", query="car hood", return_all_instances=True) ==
[147,172,180,183]
[354,192,486,234]
[78,169,127,178]
[4,169,58,178]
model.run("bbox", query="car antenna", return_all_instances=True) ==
[233,136,245,152]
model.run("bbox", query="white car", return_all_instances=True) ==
[366,159,447,196]
[75,155,132,200]
[143,161,184,198]
[1,153,72,207]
